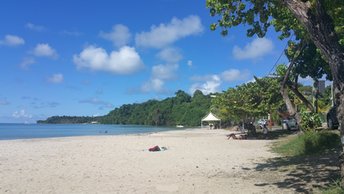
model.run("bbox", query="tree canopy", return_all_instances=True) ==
[212,77,284,123]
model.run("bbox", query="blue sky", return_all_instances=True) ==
[0,0,296,123]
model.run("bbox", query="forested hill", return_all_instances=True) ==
[37,90,212,127]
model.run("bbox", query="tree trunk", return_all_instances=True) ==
[280,42,304,126]
[287,81,314,111]
[283,0,344,185]
[280,87,301,124]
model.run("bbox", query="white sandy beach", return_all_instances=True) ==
[0,128,295,193]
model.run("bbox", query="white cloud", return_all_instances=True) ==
[221,69,250,82]
[299,76,314,86]
[141,63,179,93]
[157,47,182,63]
[33,43,58,58]
[141,78,165,93]
[100,24,131,47]
[0,35,25,46]
[190,75,221,95]
[135,15,203,48]
[26,22,46,32]
[48,73,64,84]
[19,57,35,69]
[152,64,178,80]
[73,46,144,74]
[232,38,274,60]
[187,60,193,67]
[190,69,251,94]
[12,109,32,119]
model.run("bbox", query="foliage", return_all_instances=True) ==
[102,90,211,126]
[206,0,344,121]
[206,0,344,43]
[39,90,212,127]
[212,77,284,123]
[300,111,322,131]
[318,86,333,112]
[273,131,341,156]
[37,116,101,124]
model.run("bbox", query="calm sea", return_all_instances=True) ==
[0,123,180,140]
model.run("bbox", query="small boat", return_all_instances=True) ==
[176,125,184,128]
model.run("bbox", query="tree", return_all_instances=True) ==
[212,77,284,125]
[206,0,344,183]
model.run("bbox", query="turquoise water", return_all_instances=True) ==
[0,123,179,140]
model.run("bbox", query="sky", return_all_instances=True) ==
[0,0,299,123]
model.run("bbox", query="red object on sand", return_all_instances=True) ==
[149,145,160,152]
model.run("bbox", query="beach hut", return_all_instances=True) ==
[201,112,221,129]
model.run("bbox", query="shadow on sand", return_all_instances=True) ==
[253,148,340,193]
[246,128,296,140]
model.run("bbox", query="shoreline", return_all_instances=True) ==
[0,128,295,193]
[0,124,194,141]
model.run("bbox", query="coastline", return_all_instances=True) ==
[0,123,184,141]
[0,128,293,193]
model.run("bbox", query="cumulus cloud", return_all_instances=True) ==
[152,64,178,80]
[221,69,250,82]
[299,76,314,86]
[33,43,58,58]
[73,46,144,74]
[26,22,46,32]
[48,73,64,84]
[157,47,182,63]
[141,63,179,93]
[232,38,274,60]
[79,98,114,110]
[190,75,221,95]
[0,35,25,46]
[141,78,165,93]
[12,109,32,119]
[135,15,203,48]
[100,24,131,47]
[190,69,251,94]
[19,57,35,69]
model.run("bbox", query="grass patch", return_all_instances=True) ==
[273,130,341,157]
[322,181,344,194]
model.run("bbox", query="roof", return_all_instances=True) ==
[201,112,221,121]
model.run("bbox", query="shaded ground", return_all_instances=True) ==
[245,127,297,140]
[226,128,341,193]
[253,136,341,193]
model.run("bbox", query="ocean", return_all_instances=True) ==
[0,123,180,140]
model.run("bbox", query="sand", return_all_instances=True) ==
[0,128,295,193]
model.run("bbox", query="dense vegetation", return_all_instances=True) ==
[212,77,285,124]
[37,90,212,127]
[273,131,341,156]
[37,116,102,124]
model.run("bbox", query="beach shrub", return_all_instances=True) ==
[274,131,340,156]
[300,111,322,131]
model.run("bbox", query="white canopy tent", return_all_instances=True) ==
[201,112,221,129]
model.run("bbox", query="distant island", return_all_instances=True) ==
[37,90,212,127]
